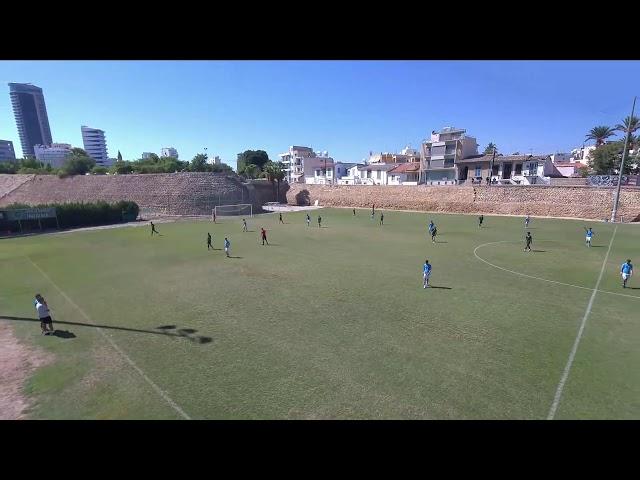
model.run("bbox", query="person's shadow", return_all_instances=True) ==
[51,330,76,339]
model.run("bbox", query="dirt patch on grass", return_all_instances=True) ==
[0,323,53,419]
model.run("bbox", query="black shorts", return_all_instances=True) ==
[40,316,53,324]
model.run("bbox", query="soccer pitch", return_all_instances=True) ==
[1,208,639,419]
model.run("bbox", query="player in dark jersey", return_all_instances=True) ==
[524,232,533,252]
[207,232,212,250]
[478,215,484,227]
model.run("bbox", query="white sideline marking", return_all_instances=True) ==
[26,257,191,420]
[473,241,639,301]
[547,226,618,419]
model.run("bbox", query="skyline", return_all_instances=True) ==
[1,61,639,168]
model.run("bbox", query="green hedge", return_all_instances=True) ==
[3,200,140,229]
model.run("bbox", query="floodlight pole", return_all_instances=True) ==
[611,96,636,223]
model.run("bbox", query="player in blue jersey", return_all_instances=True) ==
[224,237,231,257]
[584,227,594,247]
[524,215,531,228]
[422,260,432,288]
[621,259,633,288]
[428,220,435,234]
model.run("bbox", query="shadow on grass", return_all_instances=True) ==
[531,250,546,253]
[51,330,76,339]
[428,286,452,290]
[227,256,243,259]
[0,316,212,344]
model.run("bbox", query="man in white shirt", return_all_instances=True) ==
[34,294,54,335]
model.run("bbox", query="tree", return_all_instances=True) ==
[71,147,89,157]
[273,162,286,202]
[576,165,590,177]
[237,150,269,172]
[91,166,108,175]
[242,163,259,179]
[190,153,209,172]
[110,160,133,175]
[615,115,640,135]
[117,150,123,162]
[61,154,96,176]
[262,161,285,201]
[585,126,616,147]
[587,141,636,175]
[483,143,498,155]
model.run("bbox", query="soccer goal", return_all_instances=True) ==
[213,204,253,219]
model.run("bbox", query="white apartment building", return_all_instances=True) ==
[368,146,420,164]
[570,145,596,163]
[34,143,73,168]
[81,126,111,167]
[278,146,321,183]
[303,157,335,184]
[142,152,155,159]
[161,147,179,159]
[549,152,571,163]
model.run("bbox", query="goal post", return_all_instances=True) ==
[213,204,253,219]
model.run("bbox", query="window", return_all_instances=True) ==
[444,159,454,167]
[475,165,482,177]
[515,163,522,175]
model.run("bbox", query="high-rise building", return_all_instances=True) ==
[9,83,53,158]
[0,140,16,162]
[34,143,73,168]
[161,147,178,159]
[81,126,110,167]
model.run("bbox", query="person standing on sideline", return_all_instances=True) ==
[279,213,284,224]
[478,215,484,228]
[621,259,633,288]
[318,215,322,228]
[306,213,311,227]
[584,227,594,247]
[224,237,231,257]
[242,218,248,232]
[212,210,217,223]
[150,221,159,236]
[524,232,533,252]
[261,227,269,246]
[34,294,54,335]
[379,212,384,226]
[371,204,375,220]
[422,260,432,289]
[207,232,212,250]
[525,215,530,228]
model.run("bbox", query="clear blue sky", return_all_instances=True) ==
[1,61,639,168]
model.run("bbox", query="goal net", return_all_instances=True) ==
[213,204,253,218]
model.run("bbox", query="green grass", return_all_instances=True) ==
[1,208,639,419]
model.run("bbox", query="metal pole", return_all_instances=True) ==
[489,146,496,186]
[611,96,636,223]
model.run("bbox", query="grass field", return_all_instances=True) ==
[1,208,639,419]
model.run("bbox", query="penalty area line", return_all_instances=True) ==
[26,256,191,420]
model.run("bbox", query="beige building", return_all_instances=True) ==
[420,127,479,185]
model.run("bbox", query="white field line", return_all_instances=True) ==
[26,256,191,420]
[547,225,618,419]
[473,241,639,301]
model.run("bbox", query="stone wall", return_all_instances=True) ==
[0,173,282,215]
[286,184,640,221]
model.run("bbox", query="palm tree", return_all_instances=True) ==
[263,162,277,199]
[615,115,640,135]
[483,143,497,155]
[585,126,616,146]
[243,163,258,179]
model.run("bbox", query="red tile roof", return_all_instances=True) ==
[388,162,420,173]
